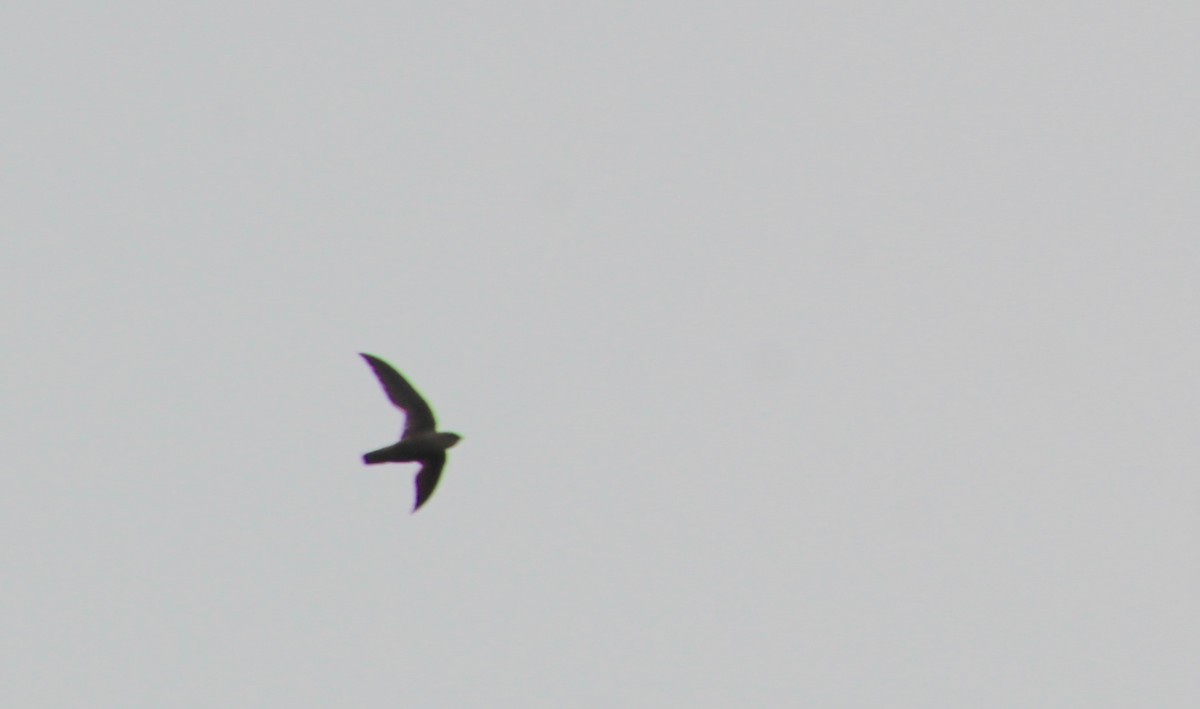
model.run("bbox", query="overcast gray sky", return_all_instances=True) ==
[3,3,1197,707]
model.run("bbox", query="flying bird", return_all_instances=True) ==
[359,353,461,512]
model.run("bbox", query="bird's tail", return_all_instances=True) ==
[363,449,390,464]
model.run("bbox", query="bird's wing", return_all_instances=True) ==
[360,353,437,434]
[412,452,446,512]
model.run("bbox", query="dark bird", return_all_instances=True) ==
[359,353,461,512]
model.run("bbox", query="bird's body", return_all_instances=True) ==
[359,353,461,511]
[362,431,462,464]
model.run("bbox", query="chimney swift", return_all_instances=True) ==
[359,353,461,512]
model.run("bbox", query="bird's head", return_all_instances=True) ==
[435,432,463,449]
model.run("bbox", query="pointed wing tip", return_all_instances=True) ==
[411,453,445,513]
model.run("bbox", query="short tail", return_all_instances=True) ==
[363,450,390,464]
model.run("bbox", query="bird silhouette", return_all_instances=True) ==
[359,353,461,512]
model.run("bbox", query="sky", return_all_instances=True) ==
[2,3,1197,707]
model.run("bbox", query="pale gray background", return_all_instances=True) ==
[2,3,1197,707]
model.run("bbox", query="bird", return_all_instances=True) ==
[359,353,461,512]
